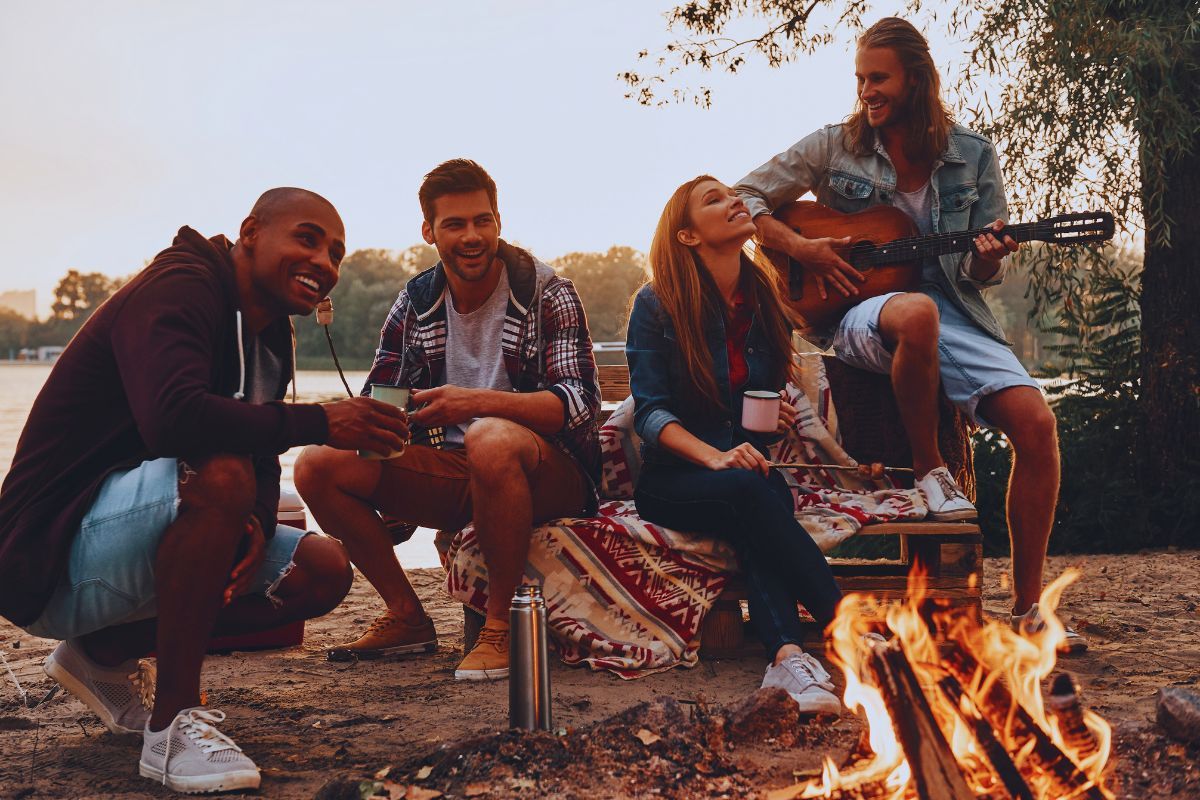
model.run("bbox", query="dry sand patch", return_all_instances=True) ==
[1,553,1198,799]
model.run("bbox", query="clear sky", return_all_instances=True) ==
[1,1,969,317]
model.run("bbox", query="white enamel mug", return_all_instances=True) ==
[741,390,781,433]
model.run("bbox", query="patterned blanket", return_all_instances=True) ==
[442,353,927,678]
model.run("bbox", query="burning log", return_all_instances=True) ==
[1046,673,1101,761]
[937,673,1034,800]
[944,642,1111,800]
[865,639,974,800]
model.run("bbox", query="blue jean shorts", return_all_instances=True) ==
[26,458,308,641]
[831,289,1042,428]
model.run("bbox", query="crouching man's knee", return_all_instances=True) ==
[177,454,256,521]
[272,533,353,619]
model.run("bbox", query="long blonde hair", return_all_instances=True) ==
[845,17,954,163]
[647,176,799,416]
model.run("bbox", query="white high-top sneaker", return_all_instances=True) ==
[139,707,260,793]
[916,466,977,521]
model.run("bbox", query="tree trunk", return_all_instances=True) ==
[1136,46,1200,544]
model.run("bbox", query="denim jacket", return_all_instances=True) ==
[626,283,782,466]
[734,123,1011,344]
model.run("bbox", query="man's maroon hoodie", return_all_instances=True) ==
[0,227,329,626]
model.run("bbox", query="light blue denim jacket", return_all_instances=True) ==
[734,123,1011,344]
[626,282,782,466]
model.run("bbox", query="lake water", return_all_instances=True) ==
[0,364,442,568]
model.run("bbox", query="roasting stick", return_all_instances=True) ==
[770,461,914,476]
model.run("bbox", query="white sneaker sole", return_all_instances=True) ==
[139,761,260,793]
[790,691,843,716]
[453,666,509,681]
[44,650,141,735]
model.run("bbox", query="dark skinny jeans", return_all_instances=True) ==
[634,463,843,659]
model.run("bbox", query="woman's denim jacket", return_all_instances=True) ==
[734,122,1011,344]
[626,283,782,466]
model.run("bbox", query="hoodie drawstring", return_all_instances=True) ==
[233,310,246,401]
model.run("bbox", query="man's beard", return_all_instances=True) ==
[443,244,499,283]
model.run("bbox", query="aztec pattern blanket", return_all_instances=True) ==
[442,353,927,678]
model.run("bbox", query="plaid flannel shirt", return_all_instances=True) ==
[365,241,602,510]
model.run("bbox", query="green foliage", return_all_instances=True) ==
[50,269,122,321]
[294,246,438,371]
[0,308,30,355]
[552,247,648,341]
[973,262,1199,552]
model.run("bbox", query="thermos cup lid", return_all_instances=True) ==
[511,585,544,606]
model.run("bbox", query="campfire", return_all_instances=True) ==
[777,569,1113,800]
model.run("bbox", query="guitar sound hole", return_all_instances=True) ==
[849,241,876,273]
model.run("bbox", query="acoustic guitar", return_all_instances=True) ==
[764,201,1114,330]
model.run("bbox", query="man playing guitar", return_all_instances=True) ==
[735,16,1086,652]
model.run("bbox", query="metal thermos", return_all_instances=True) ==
[508,585,552,730]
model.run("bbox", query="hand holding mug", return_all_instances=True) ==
[321,392,410,456]
[776,399,797,435]
[742,390,782,433]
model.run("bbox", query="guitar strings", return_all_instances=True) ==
[848,219,1104,267]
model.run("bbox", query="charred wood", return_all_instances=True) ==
[944,643,1112,800]
[938,672,1033,800]
[866,640,974,800]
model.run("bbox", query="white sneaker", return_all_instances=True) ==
[139,708,261,793]
[44,639,152,734]
[916,466,977,521]
[761,652,842,715]
[1012,603,1089,655]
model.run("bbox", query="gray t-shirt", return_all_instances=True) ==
[443,266,514,447]
[892,181,940,284]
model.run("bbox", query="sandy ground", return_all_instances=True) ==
[2,551,1199,799]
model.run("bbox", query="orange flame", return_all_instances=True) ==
[781,567,1113,799]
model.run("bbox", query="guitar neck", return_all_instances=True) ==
[852,221,1046,267]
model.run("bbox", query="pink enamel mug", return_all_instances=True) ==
[741,390,781,433]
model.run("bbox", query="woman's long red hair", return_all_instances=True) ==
[646,175,799,416]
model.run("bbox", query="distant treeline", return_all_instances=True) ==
[0,270,128,357]
[293,244,649,370]
[6,246,1080,373]
[2,247,650,368]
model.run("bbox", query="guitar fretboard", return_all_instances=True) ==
[845,219,1095,268]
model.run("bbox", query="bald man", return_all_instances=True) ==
[0,189,409,793]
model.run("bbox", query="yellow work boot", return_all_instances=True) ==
[328,610,437,659]
[454,619,510,680]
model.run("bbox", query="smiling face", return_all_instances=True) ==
[240,195,346,318]
[676,180,756,251]
[421,189,501,284]
[855,46,915,130]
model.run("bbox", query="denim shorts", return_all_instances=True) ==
[26,458,308,641]
[832,289,1041,428]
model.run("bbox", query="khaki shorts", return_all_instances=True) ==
[368,430,588,534]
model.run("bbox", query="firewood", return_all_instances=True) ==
[866,640,974,800]
[943,643,1112,800]
[938,673,1034,800]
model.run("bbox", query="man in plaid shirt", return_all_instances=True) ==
[296,160,600,680]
